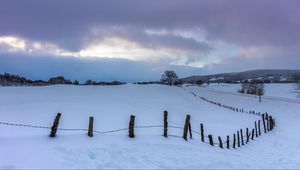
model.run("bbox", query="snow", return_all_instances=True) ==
[209,77,224,81]
[0,84,300,169]
[203,83,300,100]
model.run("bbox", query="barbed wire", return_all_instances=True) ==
[168,125,183,129]
[135,125,163,128]
[94,128,128,134]
[0,122,51,129]
[0,122,184,134]
[0,120,274,149]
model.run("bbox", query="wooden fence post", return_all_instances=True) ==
[208,135,214,146]
[269,116,273,130]
[183,114,191,141]
[246,128,249,143]
[218,136,223,148]
[237,131,240,147]
[88,116,94,137]
[251,129,254,140]
[188,123,193,139]
[226,135,230,149]
[164,111,168,137]
[50,113,61,137]
[258,120,261,136]
[262,114,266,133]
[200,123,204,142]
[255,121,258,137]
[240,129,244,145]
[128,115,135,138]
[259,88,262,103]
[266,115,270,131]
[233,134,236,149]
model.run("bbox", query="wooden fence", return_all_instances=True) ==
[47,110,275,150]
[0,110,276,150]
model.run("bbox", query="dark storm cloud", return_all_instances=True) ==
[0,0,299,50]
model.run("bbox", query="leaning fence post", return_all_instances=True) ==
[88,116,94,137]
[183,114,191,141]
[208,135,214,146]
[255,121,258,137]
[233,134,236,149]
[262,114,266,133]
[240,129,244,145]
[50,113,61,137]
[258,120,261,136]
[237,131,240,147]
[128,115,135,138]
[251,129,255,140]
[226,135,230,149]
[200,123,204,142]
[246,128,249,143]
[218,136,223,148]
[164,111,168,137]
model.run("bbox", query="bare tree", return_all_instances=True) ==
[161,70,178,86]
[195,80,204,86]
[73,80,79,85]
[85,80,93,85]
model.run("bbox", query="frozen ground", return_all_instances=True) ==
[204,83,300,101]
[0,84,299,169]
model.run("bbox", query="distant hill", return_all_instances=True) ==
[181,69,300,83]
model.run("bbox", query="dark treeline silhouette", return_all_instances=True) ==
[0,72,126,86]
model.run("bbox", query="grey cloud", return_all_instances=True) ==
[90,26,213,54]
[0,0,299,50]
[0,0,299,77]
[202,47,300,74]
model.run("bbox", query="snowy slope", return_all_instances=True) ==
[204,83,300,100]
[0,84,300,169]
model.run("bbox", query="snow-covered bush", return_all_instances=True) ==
[239,80,265,96]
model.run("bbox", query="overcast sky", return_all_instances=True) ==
[0,0,299,82]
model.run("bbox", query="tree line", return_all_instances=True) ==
[0,73,125,86]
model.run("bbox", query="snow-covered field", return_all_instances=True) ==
[205,83,300,101]
[0,84,300,169]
